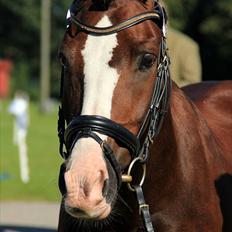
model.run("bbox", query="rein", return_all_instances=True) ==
[58,1,171,231]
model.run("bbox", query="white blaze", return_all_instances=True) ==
[81,15,119,118]
[70,15,119,162]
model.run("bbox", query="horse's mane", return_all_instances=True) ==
[80,0,150,9]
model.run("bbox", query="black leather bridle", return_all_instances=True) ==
[58,1,171,231]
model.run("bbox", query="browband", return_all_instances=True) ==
[66,0,167,35]
[70,11,160,35]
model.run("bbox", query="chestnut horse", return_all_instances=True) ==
[57,0,232,231]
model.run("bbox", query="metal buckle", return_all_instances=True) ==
[139,204,149,215]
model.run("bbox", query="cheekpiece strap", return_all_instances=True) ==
[136,37,171,163]
[134,185,155,232]
[58,106,66,158]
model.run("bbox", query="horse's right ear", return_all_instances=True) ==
[140,0,155,10]
[158,0,168,22]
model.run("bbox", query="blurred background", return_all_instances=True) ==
[0,0,231,231]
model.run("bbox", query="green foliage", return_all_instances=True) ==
[199,0,232,56]
[0,0,40,58]
[165,0,232,80]
[0,101,62,201]
[51,0,70,98]
[0,0,70,100]
[164,0,198,30]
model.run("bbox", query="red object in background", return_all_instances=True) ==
[0,60,12,98]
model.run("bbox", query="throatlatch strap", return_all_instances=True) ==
[134,185,155,232]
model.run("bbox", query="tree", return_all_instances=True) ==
[0,0,70,99]
[165,0,232,81]
[0,0,40,98]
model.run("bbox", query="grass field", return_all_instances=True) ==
[0,100,63,202]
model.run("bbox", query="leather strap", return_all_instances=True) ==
[64,115,140,156]
[136,38,171,163]
[70,11,160,36]
[134,185,154,232]
[102,142,122,188]
[58,106,66,158]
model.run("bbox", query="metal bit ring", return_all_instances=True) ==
[126,157,146,192]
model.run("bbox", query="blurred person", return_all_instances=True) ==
[8,90,30,183]
[167,28,202,86]
[160,0,202,86]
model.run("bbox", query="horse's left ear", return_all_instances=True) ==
[92,0,112,8]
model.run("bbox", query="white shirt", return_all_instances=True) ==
[9,98,29,129]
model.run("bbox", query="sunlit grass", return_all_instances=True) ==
[0,100,63,202]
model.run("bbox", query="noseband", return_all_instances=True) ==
[58,1,171,231]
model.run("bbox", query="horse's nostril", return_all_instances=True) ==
[69,207,86,216]
[102,179,110,197]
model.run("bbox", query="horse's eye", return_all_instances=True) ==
[59,53,69,68]
[139,53,156,71]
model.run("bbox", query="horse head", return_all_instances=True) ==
[58,0,169,222]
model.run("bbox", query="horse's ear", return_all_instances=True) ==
[140,0,155,10]
[92,0,112,8]
[157,0,168,24]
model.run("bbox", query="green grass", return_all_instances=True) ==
[0,100,63,202]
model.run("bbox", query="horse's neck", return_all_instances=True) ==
[147,85,224,195]
[140,85,225,229]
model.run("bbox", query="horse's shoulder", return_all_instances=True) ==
[182,81,232,160]
[181,80,232,122]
